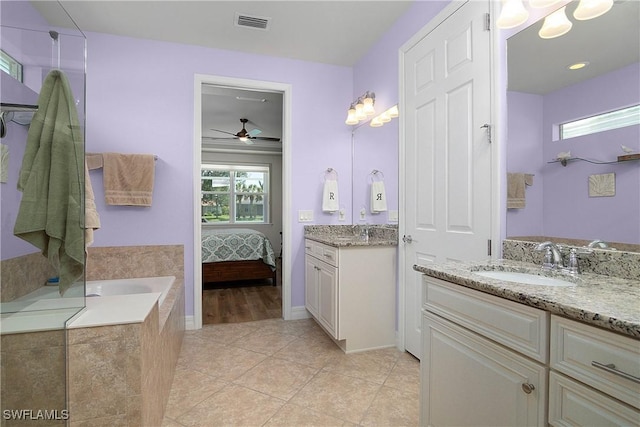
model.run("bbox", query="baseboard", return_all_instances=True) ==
[185,315,196,330]
[289,305,311,320]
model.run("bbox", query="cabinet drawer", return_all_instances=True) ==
[304,239,338,267]
[551,315,640,409]
[424,276,549,363]
[549,371,640,426]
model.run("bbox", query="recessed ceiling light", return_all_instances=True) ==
[568,61,590,70]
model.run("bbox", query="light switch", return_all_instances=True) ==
[298,210,314,222]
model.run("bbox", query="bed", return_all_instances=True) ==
[201,228,277,285]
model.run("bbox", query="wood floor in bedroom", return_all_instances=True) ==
[202,259,282,325]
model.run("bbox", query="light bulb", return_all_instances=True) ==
[573,0,613,20]
[380,111,391,123]
[345,107,358,125]
[370,117,383,127]
[497,0,529,29]
[363,96,375,116]
[388,105,399,118]
[538,6,572,39]
[355,101,367,121]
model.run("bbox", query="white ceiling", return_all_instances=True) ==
[508,0,639,95]
[31,0,414,152]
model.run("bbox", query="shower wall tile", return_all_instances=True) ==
[1,252,56,302]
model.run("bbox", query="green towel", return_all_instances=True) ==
[14,70,85,295]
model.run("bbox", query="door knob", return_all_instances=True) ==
[521,383,535,394]
[402,235,413,243]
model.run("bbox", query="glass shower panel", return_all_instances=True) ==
[1,1,86,423]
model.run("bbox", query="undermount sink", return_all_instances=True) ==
[472,270,576,287]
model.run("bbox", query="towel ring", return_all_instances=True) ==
[369,169,384,183]
[324,168,338,180]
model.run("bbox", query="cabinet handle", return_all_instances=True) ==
[521,383,535,394]
[305,246,311,249]
[324,254,333,259]
[591,361,640,384]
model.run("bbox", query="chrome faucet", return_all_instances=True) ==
[534,241,563,270]
[588,239,609,249]
[359,224,370,242]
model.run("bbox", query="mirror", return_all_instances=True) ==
[352,116,399,225]
[506,0,640,247]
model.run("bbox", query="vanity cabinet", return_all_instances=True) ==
[422,277,548,426]
[421,275,640,426]
[304,239,396,353]
[549,315,640,425]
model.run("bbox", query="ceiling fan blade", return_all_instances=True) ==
[253,136,281,142]
[210,128,237,136]
[248,128,262,137]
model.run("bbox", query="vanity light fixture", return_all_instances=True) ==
[539,6,573,39]
[369,104,399,128]
[529,0,561,8]
[573,0,613,20]
[345,91,375,125]
[496,0,529,29]
[568,61,589,70]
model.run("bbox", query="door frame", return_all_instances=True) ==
[397,0,503,351]
[192,74,293,329]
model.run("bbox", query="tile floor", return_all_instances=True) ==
[162,318,420,426]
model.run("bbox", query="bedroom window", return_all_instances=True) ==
[201,164,269,224]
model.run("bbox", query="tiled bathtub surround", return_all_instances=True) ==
[1,330,67,427]
[503,237,640,281]
[67,244,185,426]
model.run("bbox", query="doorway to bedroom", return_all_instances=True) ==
[193,75,292,328]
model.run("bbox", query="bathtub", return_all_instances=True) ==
[1,276,176,334]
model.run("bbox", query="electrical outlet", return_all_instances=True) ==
[388,210,398,222]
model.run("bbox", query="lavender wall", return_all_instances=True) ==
[506,91,544,236]
[351,0,450,225]
[83,32,353,313]
[507,63,640,244]
[542,62,640,244]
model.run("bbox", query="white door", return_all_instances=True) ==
[401,0,493,358]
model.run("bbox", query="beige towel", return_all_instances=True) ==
[102,153,155,206]
[84,162,100,247]
[86,152,103,170]
[507,173,534,209]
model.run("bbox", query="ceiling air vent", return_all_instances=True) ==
[235,13,271,31]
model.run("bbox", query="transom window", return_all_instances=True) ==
[0,49,22,82]
[559,104,640,140]
[201,164,269,224]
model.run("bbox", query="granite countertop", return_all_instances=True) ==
[413,259,640,339]
[305,234,397,247]
[304,224,398,248]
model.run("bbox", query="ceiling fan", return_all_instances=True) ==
[210,118,280,144]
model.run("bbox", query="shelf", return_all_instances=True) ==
[548,156,639,167]
[1,103,38,113]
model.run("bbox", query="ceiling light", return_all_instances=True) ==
[388,105,399,118]
[538,6,572,39]
[529,0,561,8]
[567,61,589,70]
[573,0,613,20]
[497,0,529,29]
[370,117,383,127]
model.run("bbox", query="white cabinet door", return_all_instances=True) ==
[549,371,640,427]
[317,261,338,339]
[304,255,319,318]
[422,312,546,427]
